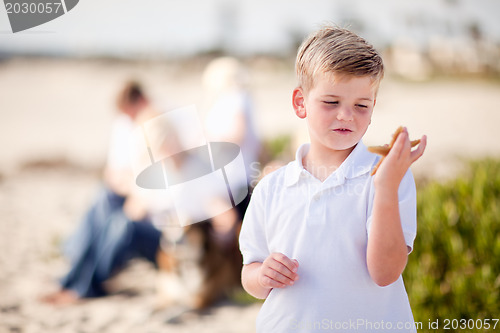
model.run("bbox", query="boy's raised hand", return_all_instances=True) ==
[258,253,299,289]
[374,127,427,191]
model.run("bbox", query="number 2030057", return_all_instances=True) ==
[443,318,498,330]
[5,2,63,14]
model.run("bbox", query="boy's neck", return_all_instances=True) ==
[302,144,355,182]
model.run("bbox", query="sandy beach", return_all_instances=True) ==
[0,58,499,333]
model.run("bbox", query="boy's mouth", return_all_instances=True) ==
[333,128,353,133]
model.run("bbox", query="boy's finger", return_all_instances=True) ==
[269,258,299,281]
[410,135,427,163]
[265,267,297,286]
[271,253,299,274]
[260,275,286,289]
[388,128,409,159]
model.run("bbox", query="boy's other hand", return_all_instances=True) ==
[374,127,427,191]
[259,253,300,289]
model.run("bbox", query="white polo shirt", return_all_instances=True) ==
[239,141,417,332]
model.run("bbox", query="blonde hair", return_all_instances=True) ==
[202,57,248,95]
[296,26,384,92]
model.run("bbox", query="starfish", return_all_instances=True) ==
[367,126,421,176]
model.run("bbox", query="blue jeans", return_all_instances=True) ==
[60,186,161,298]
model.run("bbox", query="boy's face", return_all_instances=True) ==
[293,73,377,154]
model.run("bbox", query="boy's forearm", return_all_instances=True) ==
[366,188,408,286]
[241,262,272,299]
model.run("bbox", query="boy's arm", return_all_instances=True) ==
[242,253,299,299]
[366,128,426,286]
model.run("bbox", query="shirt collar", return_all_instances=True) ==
[284,141,377,187]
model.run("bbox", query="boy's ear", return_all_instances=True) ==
[292,87,307,119]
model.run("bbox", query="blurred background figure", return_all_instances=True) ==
[131,105,246,311]
[202,57,261,185]
[150,57,265,310]
[202,57,261,224]
[42,81,163,304]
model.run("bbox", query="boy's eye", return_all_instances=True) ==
[356,104,368,108]
[323,101,339,105]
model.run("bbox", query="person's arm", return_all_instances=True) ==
[366,128,426,286]
[241,253,299,299]
[226,110,247,146]
[103,168,133,196]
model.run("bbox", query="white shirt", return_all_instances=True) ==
[205,90,260,182]
[239,141,417,332]
[106,114,136,170]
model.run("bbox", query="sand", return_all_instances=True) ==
[0,58,499,333]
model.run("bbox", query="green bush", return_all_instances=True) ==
[404,159,500,332]
[262,134,293,162]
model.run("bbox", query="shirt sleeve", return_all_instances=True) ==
[366,169,418,253]
[239,180,270,265]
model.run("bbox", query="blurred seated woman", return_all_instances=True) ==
[42,81,162,304]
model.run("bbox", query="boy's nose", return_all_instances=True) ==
[336,106,354,121]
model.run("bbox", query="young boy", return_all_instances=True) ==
[239,26,427,332]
